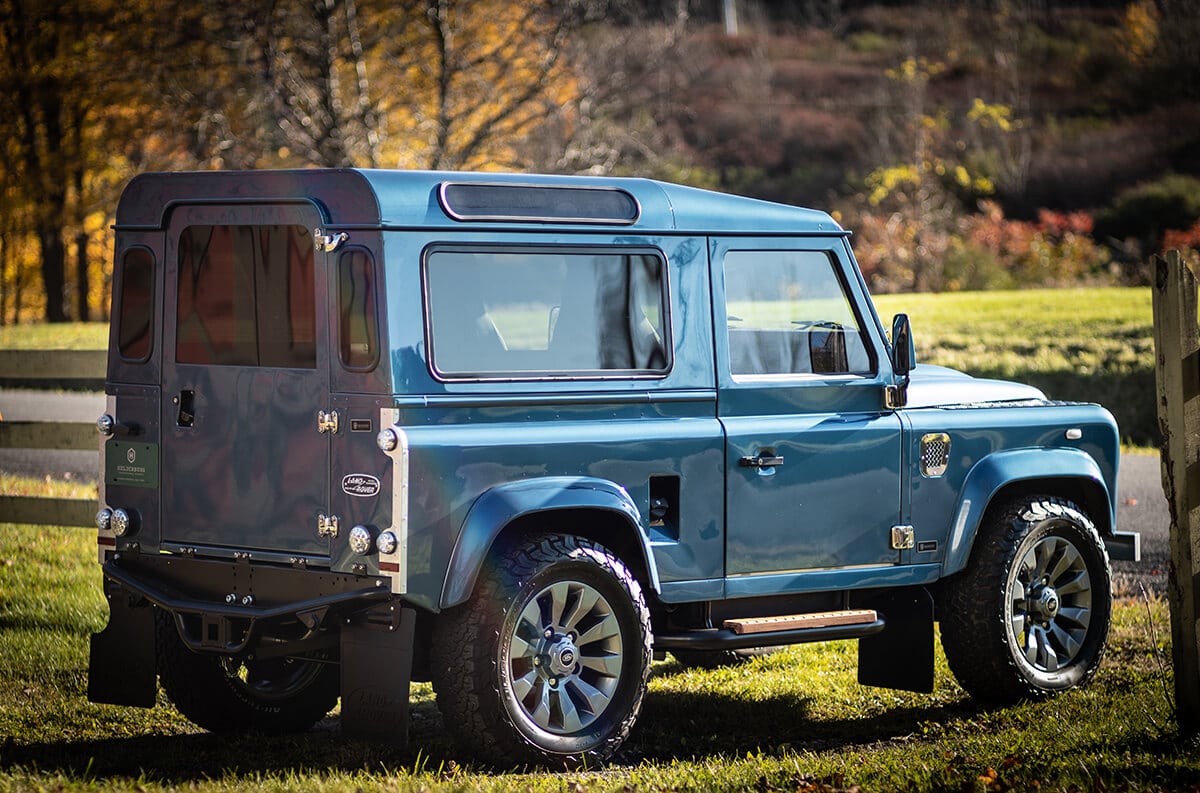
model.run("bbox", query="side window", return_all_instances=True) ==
[338,249,379,370]
[117,247,155,362]
[175,225,315,368]
[424,248,670,378]
[725,250,872,376]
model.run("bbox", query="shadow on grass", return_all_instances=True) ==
[1,681,984,781]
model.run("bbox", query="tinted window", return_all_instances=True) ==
[176,225,315,368]
[338,249,379,370]
[725,250,872,376]
[117,247,154,361]
[425,249,669,377]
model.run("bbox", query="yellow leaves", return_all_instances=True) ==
[967,98,1016,132]
[885,56,944,84]
[1122,0,1159,64]
[866,164,921,206]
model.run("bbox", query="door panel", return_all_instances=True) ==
[715,239,903,583]
[160,207,330,556]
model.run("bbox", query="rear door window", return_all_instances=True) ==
[175,224,315,368]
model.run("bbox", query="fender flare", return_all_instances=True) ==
[439,476,661,610]
[942,447,1114,577]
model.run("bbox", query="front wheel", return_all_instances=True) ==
[431,534,652,768]
[938,496,1112,703]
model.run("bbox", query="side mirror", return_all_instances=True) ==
[891,313,915,377]
[886,314,915,409]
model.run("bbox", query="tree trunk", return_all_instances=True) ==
[38,224,68,323]
[75,231,88,322]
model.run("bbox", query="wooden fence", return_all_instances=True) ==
[0,349,105,528]
[1152,249,1200,733]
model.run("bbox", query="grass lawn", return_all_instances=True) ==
[0,520,1196,792]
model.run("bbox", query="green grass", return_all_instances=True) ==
[0,523,1196,792]
[0,322,107,350]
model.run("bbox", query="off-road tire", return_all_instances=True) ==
[430,534,652,768]
[155,610,339,733]
[938,496,1111,703]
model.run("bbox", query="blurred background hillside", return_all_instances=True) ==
[2,0,1197,323]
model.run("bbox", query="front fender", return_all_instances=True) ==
[942,447,1114,577]
[439,476,660,609]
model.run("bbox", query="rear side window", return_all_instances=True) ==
[425,248,670,378]
[175,225,315,368]
[116,247,154,361]
[338,248,379,370]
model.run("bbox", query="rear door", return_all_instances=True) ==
[160,204,331,557]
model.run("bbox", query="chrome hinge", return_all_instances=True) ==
[890,525,915,550]
[317,409,339,434]
[884,384,908,410]
[318,513,340,539]
[313,228,349,253]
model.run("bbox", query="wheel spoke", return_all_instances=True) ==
[1047,542,1082,586]
[547,581,572,629]
[511,668,539,701]
[567,674,615,714]
[1032,538,1056,581]
[529,681,553,729]
[1056,605,1091,630]
[1010,611,1027,643]
[561,587,601,634]
[576,612,620,647]
[1054,569,1091,597]
[579,650,623,678]
[557,686,584,733]
[1050,622,1083,661]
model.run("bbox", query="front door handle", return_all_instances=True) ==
[739,453,784,468]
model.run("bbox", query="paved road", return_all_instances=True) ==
[0,388,1172,589]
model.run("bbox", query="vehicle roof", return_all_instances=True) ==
[115,168,843,235]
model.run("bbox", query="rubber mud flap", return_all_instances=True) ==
[340,606,416,745]
[857,588,935,693]
[88,587,157,707]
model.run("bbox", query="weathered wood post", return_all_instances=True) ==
[1152,249,1200,731]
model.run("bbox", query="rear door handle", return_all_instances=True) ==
[739,453,784,468]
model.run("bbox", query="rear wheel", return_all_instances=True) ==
[938,496,1111,702]
[431,534,651,768]
[156,612,339,733]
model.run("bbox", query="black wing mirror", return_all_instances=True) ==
[887,314,915,409]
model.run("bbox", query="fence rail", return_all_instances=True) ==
[0,350,104,528]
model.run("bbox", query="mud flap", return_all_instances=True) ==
[856,588,935,693]
[340,605,416,745]
[87,584,157,707]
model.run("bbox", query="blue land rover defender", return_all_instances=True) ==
[90,170,1137,767]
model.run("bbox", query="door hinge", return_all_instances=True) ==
[318,513,340,539]
[890,525,915,550]
[313,228,349,253]
[317,409,339,434]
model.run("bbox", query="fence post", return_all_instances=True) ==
[1152,249,1200,731]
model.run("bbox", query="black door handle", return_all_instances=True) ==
[739,453,784,468]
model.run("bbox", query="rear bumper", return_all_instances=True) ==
[100,553,391,654]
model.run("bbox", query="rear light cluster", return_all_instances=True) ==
[96,507,137,537]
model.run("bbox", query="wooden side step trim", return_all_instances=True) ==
[723,609,878,636]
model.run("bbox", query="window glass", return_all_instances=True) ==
[425,249,669,377]
[724,250,872,376]
[117,247,154,361]
[338,249,379,370]
[176,225,315,368]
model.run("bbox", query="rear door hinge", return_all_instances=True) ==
[317,409,339,434]
[318,513,340,539]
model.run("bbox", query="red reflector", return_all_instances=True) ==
[379,561,400,573]
[98,536,116,547]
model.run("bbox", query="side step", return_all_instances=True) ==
[655,609,884,652]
